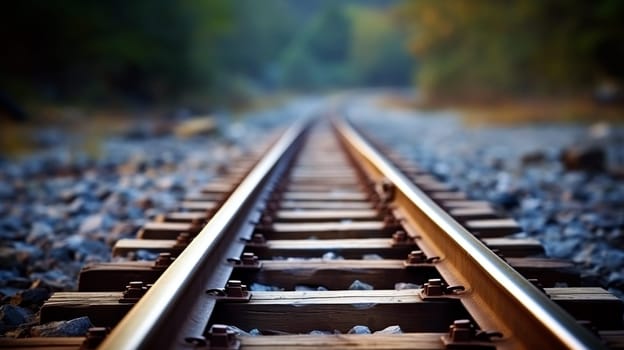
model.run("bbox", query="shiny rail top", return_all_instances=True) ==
[99,119,310,350]
[334,118,605,350]
[99,115,605,350]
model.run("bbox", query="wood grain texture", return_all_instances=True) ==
[212,290,470,333]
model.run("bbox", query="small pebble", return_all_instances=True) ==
[374,325,402,334]
[249,283,283,292]
[30,316,93,337]
[394,282,421,290]
[11,288,50,308]
[347,325,371,334]
[0,304,32,328]
[348,280,373,290]
[294,285,328,291]
[322,252,343,260]
[226,325,250,336]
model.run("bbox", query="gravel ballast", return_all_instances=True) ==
[0,100,318,336]
[348,96,624,299]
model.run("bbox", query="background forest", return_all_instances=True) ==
[1,0,623,112]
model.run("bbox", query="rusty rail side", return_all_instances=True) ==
[334,118,604,350]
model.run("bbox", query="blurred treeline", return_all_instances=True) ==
[3,0,622,111]
[0,0,412,108]
[399,0,624,102]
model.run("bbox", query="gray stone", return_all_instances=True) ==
[348,280,373,290]
[394,282,421,290]
[347,325,371,334]
[0,304,31,326]
[362,254,383,260]
[26,222,54,245]
[294,285,328,291]
[249,283,283,292]
[78,214,114,235]
[322,252,343,260]
[29,270,74,291]
[374,325,402,334]
[64,236,110,261]
[11,288,50,307]
[31,316,92,337]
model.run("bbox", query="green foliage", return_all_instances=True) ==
[280,4,352,89]
[0,0,414,106]
[399,0,624,100]
[0,0,230,104]
[280,2,413,89]
[347,6,413,86]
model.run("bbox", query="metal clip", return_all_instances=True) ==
[206,280,251,302]
[376,179,395,203]
[119,281,150,303]
[206,324,240,349]
[80,327,109,349]
[391,230,413,246]
[152,252,175,270]
[440,319,502,349]
[173,232,193,250]
[420,278,465,299]
[404,250,440,267]
[228,252,262,270]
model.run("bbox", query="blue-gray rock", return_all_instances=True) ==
[394,282,421,290]
[6,277,31,289]
[64,236,110,261]
[374,325,403,334]
[78,214,114,235]
[31,316,93,337]
[12,242,44,264]
[26,222,54,245]
[0,181,14,200]
[362,254,383,260]
[225,325,251,336]
[49,246,74,262]
[249,283,283,292]
[348,280,373,290]
[0,217,25,239]
[134,250,159,261]
[0,270,18,284]
[11,288,50,307]
[294,285,328,291]
[347,325,371,334]
[0,304,31,325]
[29,270,74,291]
[322,252,343,260]
[491,192,519,210]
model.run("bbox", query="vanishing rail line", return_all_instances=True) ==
[5,115,622,349]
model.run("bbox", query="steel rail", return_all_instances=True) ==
[99,118,310,350]
[335,118,605,350]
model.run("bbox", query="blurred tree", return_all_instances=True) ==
[0,0,230,105]
[280,4,352,89]
[0,0,415,107]
[280,1,413,89]
[348,6,413,86]
[399,0,624,101]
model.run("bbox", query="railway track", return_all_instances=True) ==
[3,115,623,349]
